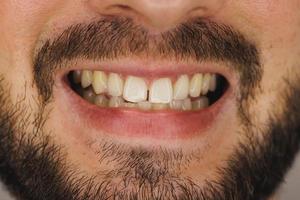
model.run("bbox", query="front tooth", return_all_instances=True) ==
[192,97,209,110]
[209,74,217,92]
[170,100,183,110]
[109,96,124,108]
[123,102,137,108]
[138,101,152,110]
[94,95,108,107]
[107,73,124,97]
[189,73,203,97]
[182,98,192,111]
[201,73,211,95]
[81,70,93,88]
[92,71,108,94]
[123,76,147,103]
[173,75,189,100]
[149,78,173,103]
[73,70,82,84]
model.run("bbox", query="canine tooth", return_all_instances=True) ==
[170,100,183,110]
[152,103,169,110]
[72,70,82,84]
[202,73,211,95]
[192,97,209,110]
[92,71,107,94]
[209,74,217,92]
[83,88,95,103]
[138,101,152,110]
[81,70,93,88]
[182,98,192,111]
[189,73,203,97]
[109,96,124,108]
[107,73,124,97]
[94,95,108,107]
[123,76,147,103]
[149,78,173,103]
[173,75,189,100]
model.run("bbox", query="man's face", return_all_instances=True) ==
[0,1,300,199]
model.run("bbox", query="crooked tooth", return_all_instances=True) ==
[73,70,82,84]
[138,101,152,111]
[107,73,124,97]
[152,103,169,110]
[209,74,217,92]
[83,88,95,103]
[192,97,209,110]
[182,98,192,111]
[81,70,93,88]
[149,78,173,103]
[173,75,189,100]
[189,73,203,97]
[94,95,108,107]
[202,73,211,95]
[123,76,147,103]
[170,100,183,110]
[109,96,124,108]
[92,71,108,94]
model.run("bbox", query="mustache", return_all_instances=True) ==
[33,16,262,103]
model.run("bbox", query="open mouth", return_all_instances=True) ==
[67,70,228,111]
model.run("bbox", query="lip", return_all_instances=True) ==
[55,59,235,140]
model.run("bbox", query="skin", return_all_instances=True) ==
[0,0,300,199]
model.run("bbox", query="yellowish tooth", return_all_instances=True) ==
[201,73,211,95]
[94,95,109,107]
[189,73,203,97]
[170,100,183,110]
[123,76,147,103]
[123,102,137,108]
[182,98,192,111]
[173,75,189,100]
[92,71,108,94]
[192,97,209,110]
[83,88,95,103]
[138,101,152,111]
[107,73,124,97]
[72,70,82,84]
[109,96,124,108]
[152,103,169,110]
[149,78,173,103]
[209,74,217,92]
[81,70,93,88]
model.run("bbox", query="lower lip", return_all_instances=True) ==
[57,77,231,140]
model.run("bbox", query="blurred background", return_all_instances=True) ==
[0,155,299,199]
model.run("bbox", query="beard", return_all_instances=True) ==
[0,17,299,200]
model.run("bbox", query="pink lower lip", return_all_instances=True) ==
[58,77,231,140]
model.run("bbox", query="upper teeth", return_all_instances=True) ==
[73,70,219,111]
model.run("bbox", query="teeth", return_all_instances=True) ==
[149,78,173,103]
[109,96,124,108]
[189,73,203,98]
[209,74,217,92]
[81,70,93,88]
[92,71,108,94]
[152,103,169,110]
[94,95,109,107]
[170,100,183,110]
[73,70,82,84]
[123,76,148,103]
[182,98,192,111]
[173,75,189,100]
[83,88,96,103]
[201,73,211,95]
[138,101,152,110]
[107,73,124,97]
[123,102,137,108]
[192,97,209,110]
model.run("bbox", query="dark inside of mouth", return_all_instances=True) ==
[67,71,229,109]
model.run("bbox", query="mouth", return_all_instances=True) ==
[58,61,232,140]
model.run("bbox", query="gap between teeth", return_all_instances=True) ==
[72,70,218,111]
